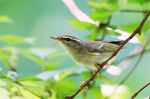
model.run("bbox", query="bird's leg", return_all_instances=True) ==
[94,62,103,69]
[80,78,90,91]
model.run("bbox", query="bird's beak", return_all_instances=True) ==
[50,36,61,41]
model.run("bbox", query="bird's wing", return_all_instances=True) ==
[83,41,121,53]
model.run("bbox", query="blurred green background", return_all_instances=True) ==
[0,0,150,99]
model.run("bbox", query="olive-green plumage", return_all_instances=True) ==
[50,35,123,70]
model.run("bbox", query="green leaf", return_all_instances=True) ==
[91,87,103,99]
[0,88,10,99]
[59,69,75,80]
[19,80,45,98]
[68,20,95,30]
[81,72,91,79]
[120,22,149,34]
[0,35,35,45]
[136,34,147,44]
[0,79,7,86]
[88,1,119,10]
[0,15,14,24]
[20,47,56,65]
[56,79,77,97]
[17,76,43,82]
[36,68,74,81]
[96,75,113,84]
[87,27,100,40]
[45,62,61,70]
[45,79,76,98]
[107,25,118,30]
[30,47,56,59]
[18,86,41,99]
[20,49,44,65]
[127,0,148,4]
[119,2,142,10]
[51,52,68,59]
[90,9,112,22]
[120,22,149,44]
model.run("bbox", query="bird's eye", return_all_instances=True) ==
[66,38,71,41]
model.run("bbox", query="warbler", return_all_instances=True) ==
[50,35,123,71]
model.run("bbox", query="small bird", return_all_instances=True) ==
[50,35,123,90]
[50,35,123,70]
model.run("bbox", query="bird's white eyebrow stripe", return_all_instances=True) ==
[73,38,82,43]
[99,44,104,49]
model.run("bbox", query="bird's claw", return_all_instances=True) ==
[94,62,102,69]
[80,80,89,91]
[80,84,88,91]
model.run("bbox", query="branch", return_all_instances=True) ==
[109,36,150,98]
[121,10,148,14]
[65,10,150,99]
[131,82,150,99]
[115,49,150,64]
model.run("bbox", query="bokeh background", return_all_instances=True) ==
[0,0,150,99]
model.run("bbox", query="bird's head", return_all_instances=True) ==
[50,35,83,49]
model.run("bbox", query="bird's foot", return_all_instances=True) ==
[94,62,102,69]
[80,79,89,91]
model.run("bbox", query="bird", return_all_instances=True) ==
[50,35,123,90]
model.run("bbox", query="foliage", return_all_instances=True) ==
[0,0,150,99]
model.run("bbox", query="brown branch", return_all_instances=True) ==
[65,10,150,99]
[131,82,150,99]
[109,36,150,98]
[99,16,112,29]
[115,49,150,64]
[121,10,148,14]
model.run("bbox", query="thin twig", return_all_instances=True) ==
[109,36,150,98]
[115,49,150,64]
[65,10,150,99]
[131,82,150,99]
[99,16,112,40]
[121,10,148,14]
[119,35,150,85]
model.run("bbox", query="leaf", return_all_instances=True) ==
[51,52,68,59]
[45,62,61,70]
[136,34,147,44]
[20,47,56,64]
[20,49,44,65]
[91,87,103,99]
[59,69,75,80]
[36,68,74,81]
[56,79,77,96]
[0,35,35,45]
[0,88,10,99]
[88,1,119,10]
[17,76,43,82]
[127,0,148,4]
[90,9,112,22]
[119,2,142,10]
[30,47,56,59]
[120,22,149,33]
[45,79,76,98]
[96,75,113,84]
[0,15,14,24]
[120,22,148,44]
[18,86,41,99]
[68,20,95,30]
[0,79,7,86]
[87,27,100,40]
